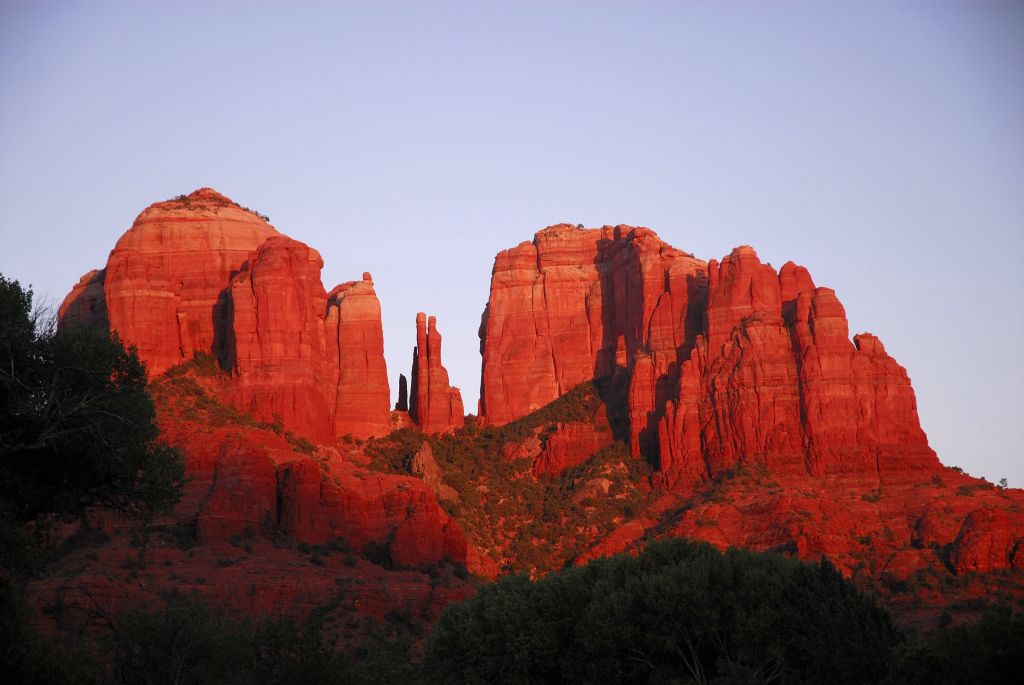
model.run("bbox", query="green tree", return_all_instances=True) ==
[424,539,900,684]
[888,604,1024,684]
[106,596,420,685]
[0,274,184,526]
[1,274,184,684]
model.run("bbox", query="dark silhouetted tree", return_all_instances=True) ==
[0,274,184,525]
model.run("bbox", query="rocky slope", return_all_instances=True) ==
[479,224,705,435]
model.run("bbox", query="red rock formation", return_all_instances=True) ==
[410,313,464,434]
[158,400,482,572]
[411,441,459,502]
[532,421,613,476]
[479,225,705,455]
[659,248,808,482]
[658,247,938,489]
[276,458,469,569]
[217,243,391,441]
[99,188,280,375]
[950,508,1019,574]
[223,236,335,441]
[480,228,939,490]
[196,447,279,543]
[32,206,1024,641]
[327,274,392,438]
[58,269,108,329]
[575,520,647,565]
[58,188,391,440]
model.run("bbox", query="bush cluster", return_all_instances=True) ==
[424,538,901,684]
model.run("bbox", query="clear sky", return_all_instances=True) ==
[1,1,1021,485]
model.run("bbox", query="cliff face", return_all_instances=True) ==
[58,268,108,329]
[327,275,393,438]
[93,188,281,375]
[58,188,391,440]
[479,226,939,490]
[410,313,464,434]
[657,246,937,490]
[479,224,705,436]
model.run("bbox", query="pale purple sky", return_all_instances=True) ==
[1,1,1022,484]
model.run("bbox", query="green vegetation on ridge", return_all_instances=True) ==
[366,380,651,574]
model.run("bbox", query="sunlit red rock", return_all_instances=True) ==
[478,224,705,439]
[45,198,1024,641]
[276,458,470,569]
[327,274,392,438]
[481,227,939,489]
[657,246,940,488]
[58,188,391,440]
[659,247,808,482]
[950,508,1018,574]
[217,244,392,442]
[99,188,280,375]
[159,404,480,573]
[223,236,335,441]
[409,313,464,434]
[575,520,647,565]
[533,421,613,477]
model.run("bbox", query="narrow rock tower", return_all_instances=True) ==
[409,313,464,434]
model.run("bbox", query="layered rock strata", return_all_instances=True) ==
[479,226,939,490]
[82,188,281,375]
[657,247,937,489]
[59,188,391,440]
[479,225,705,436]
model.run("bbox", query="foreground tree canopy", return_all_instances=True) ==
[0,274,184,526]
[424,539,899,684]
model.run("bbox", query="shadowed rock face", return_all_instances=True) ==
[58,188,391,440]
[58,268,108,330]
[395,374,409,412]
[479,226,939,488]
[409,313,464,434]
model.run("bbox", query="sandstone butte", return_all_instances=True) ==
[59,188,391,442]
[409,312,465,434]
[479,224,1024,578]
[479,224,935,482]
[57,189,491,584]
